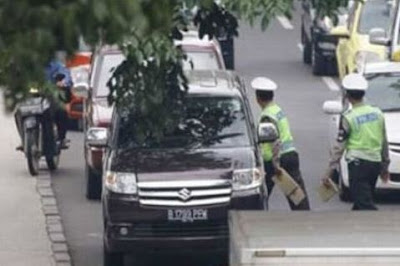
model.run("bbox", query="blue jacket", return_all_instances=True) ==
[45,60,73,88]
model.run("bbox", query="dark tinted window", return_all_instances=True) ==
[117,96,251,149]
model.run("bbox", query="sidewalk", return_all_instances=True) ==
[0,98,53,266]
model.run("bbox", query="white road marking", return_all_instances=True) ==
[277,16,294,30]
[297,43,304,52]
[322,77,340,91]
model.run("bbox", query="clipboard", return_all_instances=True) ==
[272,167,306,206]
[317,178,339,202]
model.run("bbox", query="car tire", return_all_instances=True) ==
[86,164,102,200]
[103,244,124,266]
[303,35,312,65]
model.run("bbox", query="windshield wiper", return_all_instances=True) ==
[186,132,244,149]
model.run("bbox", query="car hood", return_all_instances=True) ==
[110,147,256,182]
[384,112,400,143]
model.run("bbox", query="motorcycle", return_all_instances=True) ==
[15,88,61,176]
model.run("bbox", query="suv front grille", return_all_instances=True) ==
[138,180,232,207]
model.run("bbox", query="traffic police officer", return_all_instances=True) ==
[323,74,390,210]
[252,77,310,210]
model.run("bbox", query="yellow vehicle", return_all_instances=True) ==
[334,0,394,79]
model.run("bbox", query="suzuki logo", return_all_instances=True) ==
[178,188,192,201]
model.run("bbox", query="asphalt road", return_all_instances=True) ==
[51,7,400,266]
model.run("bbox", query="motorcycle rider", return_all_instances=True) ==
[15,52,73,149]
[45,54,73,148]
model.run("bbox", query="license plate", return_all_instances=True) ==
[167,209,208,222]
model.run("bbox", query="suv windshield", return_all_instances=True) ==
[358,0,393,34]
[366,73,400,111]
[117,96,251,149]
[95,53,125,97]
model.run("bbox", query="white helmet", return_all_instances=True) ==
[251,77,277,92]
[342,73,368,91]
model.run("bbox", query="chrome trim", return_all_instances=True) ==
[138,179,231,189]
[232,187,261,198]
[139,188,232,198]
[140,197,230,207]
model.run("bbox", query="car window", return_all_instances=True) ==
[182,51,220,70]
[117,96,251,149]
[366,73,400,111]
[358,0,394,35]
[94,53,125,97]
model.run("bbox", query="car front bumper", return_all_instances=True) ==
[103,191,264,253]
[341,149,400,190]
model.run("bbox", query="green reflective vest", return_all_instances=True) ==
[344,104,385,162]
[260,103,295,162]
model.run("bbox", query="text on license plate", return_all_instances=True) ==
[168,209,208,222]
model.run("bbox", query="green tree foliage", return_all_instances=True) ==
[0,0,353,139]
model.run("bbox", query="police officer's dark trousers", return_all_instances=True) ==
[348,159,381,210]
[264,151,310,210]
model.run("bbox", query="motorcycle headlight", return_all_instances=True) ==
[105,171,138,195]
[232,168,263,191]
[355,51,382,72]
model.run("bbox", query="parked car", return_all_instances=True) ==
[84,35,228,200]
[335,0,394,79]
[301,0,352,75]
[175,30,226,70]
[83,46,121,200]
[323,61,400,200]
[85,70,269,265]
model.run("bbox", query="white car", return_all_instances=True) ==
[323,62,400,200]
[175,30,226,70]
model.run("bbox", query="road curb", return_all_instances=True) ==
[36,172,73,266]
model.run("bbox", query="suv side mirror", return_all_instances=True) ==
[258,123,279,143]
[369,28,390,46]
[330,25,350,39]
[323,101,343,115]
[86,127,109,148]
[72,82,89,99]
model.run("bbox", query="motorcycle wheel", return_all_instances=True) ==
[26,130,40,176]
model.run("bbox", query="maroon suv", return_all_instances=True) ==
[84,47,124,199]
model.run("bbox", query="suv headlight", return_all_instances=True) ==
[105,171,137,194]
[355,51,382,72]
[232,168,263,191]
